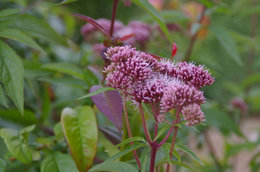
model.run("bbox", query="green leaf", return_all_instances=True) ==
[41,152,78,172]
[0,128,32,164]
[32,150,41,161]
[131,0,172,43]
[58,0,78,5]
[173,148,181,163]
[61,106,98,172]
[54,122,64,140]
[241,73,260,89]
[0,109,37,125]
[0,29,44,53]
[0,84,8,108]
[153,125,171,141]
[0,40,24,114]
[140,147,150,172]
[0,14,66,45]
[19,125,36,135]
[160,10,189,23]
[83,68,100,87]
[170,160,191,169]
[89,161,138,172]
[0,9,20,18]
[156,145,171,166]
[77,87,116,100]
[108,143,146,161]
[99,133,120,157]
[209,25,242,66]
[42,63,84,80]
[112,137,148,149]
[0,159,6,172]
[175,144,204,166]
[38,77,86,89]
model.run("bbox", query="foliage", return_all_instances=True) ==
[0,0,259,172]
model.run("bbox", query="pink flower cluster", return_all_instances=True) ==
[104,46,215,126]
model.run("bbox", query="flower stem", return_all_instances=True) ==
[139,103,152,144]
[149,143,158,172]
[150,103,158,139]
[110,0,119,37]
[122,97,141,169]
[166,111,181,172]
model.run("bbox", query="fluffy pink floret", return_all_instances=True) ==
[106,71,132,91]
[158,59,177,76]
[181,104,205,126]
[132,74,168,103]
[176,62,215,89]
[160,82,206,113]
[105,46,136,62]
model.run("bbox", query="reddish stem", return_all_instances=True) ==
[139,103,152,144]
[122,97,141,169]
[166,112,181,172]
[149,143,158,172]
[150,103,158,139]
[110,0,119,37]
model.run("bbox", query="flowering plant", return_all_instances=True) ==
[1,0,257,172]
[104,45,214,171]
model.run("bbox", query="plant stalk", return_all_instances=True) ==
[139,103,152,144]
[149,143,158,172]
[110,0,119,36]
[122,97,141,169]
[166,111,181,172]
[150,103,158,139]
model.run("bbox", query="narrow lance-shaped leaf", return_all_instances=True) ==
[41,152,78,172]
[0,9,20,18]
[0,14,66,45]
[90,85,122,131]
[0,40,24,114]
[0,84,8,108]
[61,106,98,172]
[131,0,173,43]
[0,29,44,53]
[0,128,32,164]
[42,62,84,80]
[175,144,204,166]
[77,86,116,100]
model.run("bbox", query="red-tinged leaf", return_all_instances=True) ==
[73,14,111,39]
[149,53,162,60]
[171,42,177,60]
[118,33,135,42]
[90,85,122,131]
